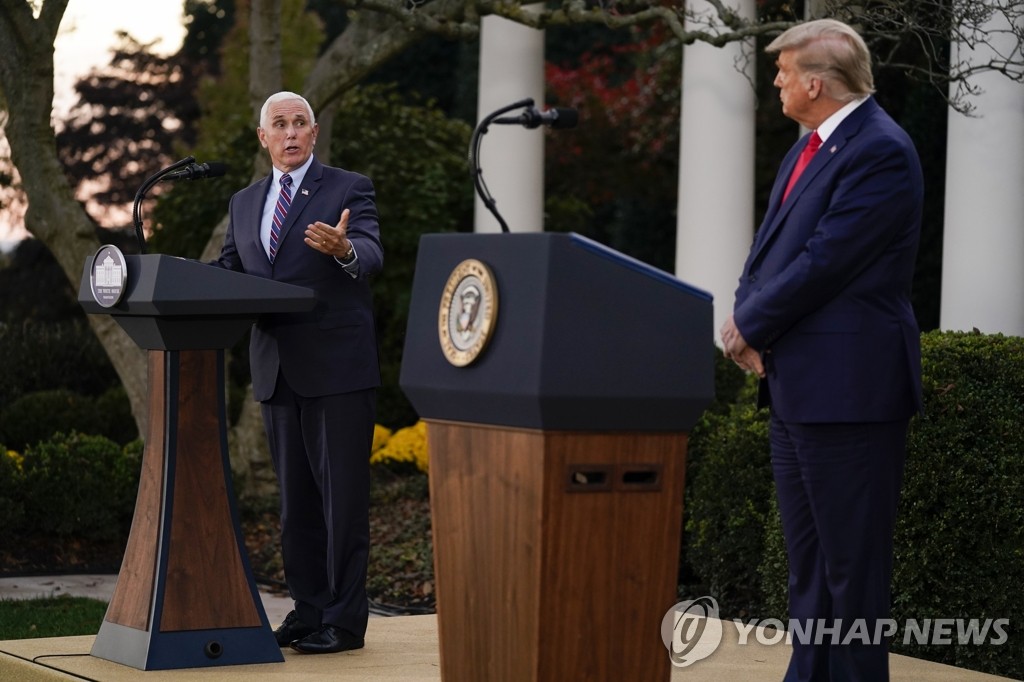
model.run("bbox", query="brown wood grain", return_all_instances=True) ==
[161,350,261,631]
[104,351,165,631]
[427,420,688,682]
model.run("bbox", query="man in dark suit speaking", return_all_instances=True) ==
[212,91,383,654]
[720,20,923,681]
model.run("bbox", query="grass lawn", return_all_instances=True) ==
[0,468,434,642]
[0,596,107,640]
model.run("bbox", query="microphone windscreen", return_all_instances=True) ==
[551,107,579,130]
[205,162,228,178]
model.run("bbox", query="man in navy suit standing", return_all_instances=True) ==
[213,91,383,654]
[720,20,923,681]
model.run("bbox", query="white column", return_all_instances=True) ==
[675,0,757,339]
[474,15,545,233]
[940,12,1024,335]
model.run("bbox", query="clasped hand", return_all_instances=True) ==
[720,315,766,378]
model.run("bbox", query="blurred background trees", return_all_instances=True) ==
[1,0,1020,495]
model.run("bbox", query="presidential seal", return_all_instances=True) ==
[438,259,498,367]
[89,244,128,308]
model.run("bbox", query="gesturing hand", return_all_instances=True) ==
[305,208,350,257]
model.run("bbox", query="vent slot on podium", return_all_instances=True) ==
[618,463,663,492]
[564,463,663,492]
[565,465,612,492]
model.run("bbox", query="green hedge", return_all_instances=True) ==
[1,434,141,546]
[891,332,1023,676]
[0,447,26,548]
[684,331,1023,679]
[683,391,770,616]
[0,320,118,408]
[0,387,136,452]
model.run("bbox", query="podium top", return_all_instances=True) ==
[78,253,316,317]
[400,232,715,432]
[568,233,712,303]
[78,253,316,350]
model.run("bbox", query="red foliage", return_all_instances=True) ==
[544,26,681,203]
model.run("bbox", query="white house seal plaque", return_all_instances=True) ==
[438,259,498,367]
[89,244,128,308]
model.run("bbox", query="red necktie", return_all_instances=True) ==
[782,131,822,202]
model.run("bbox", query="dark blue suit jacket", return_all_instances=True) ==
[733,97,923,423]
[213,157,383,402]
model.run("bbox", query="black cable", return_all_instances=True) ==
[13,653,100,681]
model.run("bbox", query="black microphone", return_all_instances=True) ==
[161,161,228,181]
[494,106,579,130]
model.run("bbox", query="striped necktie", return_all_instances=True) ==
[269,173,293,262]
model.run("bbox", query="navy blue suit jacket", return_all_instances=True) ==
[733,98,923,423]
[213,157,383,402]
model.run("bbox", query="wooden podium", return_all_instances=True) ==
[400,233,715,681]
[78,253,315,670]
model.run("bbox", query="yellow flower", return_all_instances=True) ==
[5,449,24,472]
[372,424,393,454]
[371,421,429,473]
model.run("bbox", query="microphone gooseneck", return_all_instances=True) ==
[469,99,579,234]
[131,157,228,253]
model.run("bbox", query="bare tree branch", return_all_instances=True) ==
[827,0,1024,114]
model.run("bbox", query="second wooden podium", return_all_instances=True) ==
[400,233,715,681]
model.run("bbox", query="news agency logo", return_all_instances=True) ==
[659,596,723,668]
[660,595,1010,669]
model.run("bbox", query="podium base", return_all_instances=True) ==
[92,350,282,670]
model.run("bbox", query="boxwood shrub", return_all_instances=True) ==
[0,386,135,452]
[15,433,141,543]
[684,331,1023,679]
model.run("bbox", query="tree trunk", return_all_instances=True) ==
[210,0,286,498]
[0,0,150,436]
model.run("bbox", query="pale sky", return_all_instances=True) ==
[1,1,186,247]
[53,0,187,116]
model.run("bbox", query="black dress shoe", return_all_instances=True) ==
[273,611,318,647]
[290,625,365,654]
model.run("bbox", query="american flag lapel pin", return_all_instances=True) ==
[829,145,838,154]
[301,188,309,195]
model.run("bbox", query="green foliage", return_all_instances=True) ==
[148,6,473,430]
[0,596,108,640]
[149,0,323,259]
[94,386,138,445]
[0,445,26,548]
[18,433,141,543]
[757,494,788,620]
[333,84,474,428]
[544,25,681,272]
[0,387,135,452]
[0,239,82,323]
[683,382,771,617]
[0,319,119,409]
[691,331,1023,678]
[892,331,1024,677]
